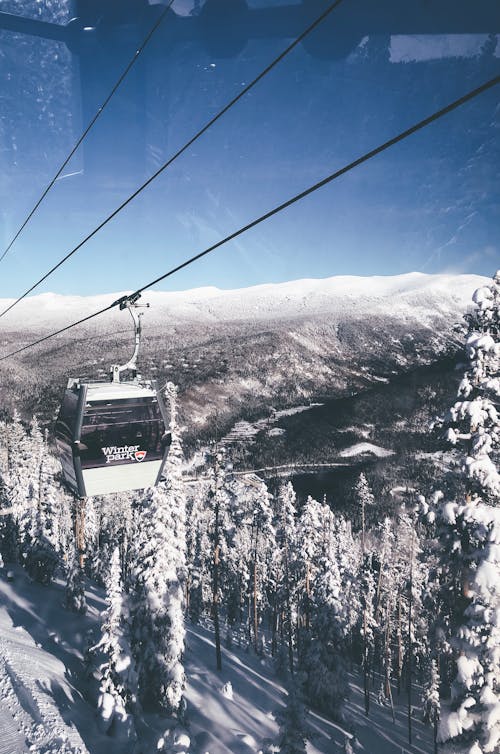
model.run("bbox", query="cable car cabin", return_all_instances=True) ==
[55,379,171,498]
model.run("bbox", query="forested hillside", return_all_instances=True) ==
[0,271,498,753]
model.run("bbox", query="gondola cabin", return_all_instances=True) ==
[55,378,171,497]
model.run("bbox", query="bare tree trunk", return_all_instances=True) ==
[185,574,191,614]
[384,611,391,699]
[213,543,222,671]
[271,598,277,657]
[385,611,395,723]
[253,559,259,652]
[408,538,414,746]
[211,454,222,671]
[397,594,403,695]
[75,497,86,569]
[284,542,294,676]
[375,551,385,614]
[361,497,365,556]
[305,560,311,632]
[252,521,261,653]
[363,607,370,716]
[384,601,395,724]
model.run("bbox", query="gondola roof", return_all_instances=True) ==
[71,380,158,401]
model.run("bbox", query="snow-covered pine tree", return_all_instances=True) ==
[25,506,58,584]
[446,270,499,500]
[94,492,133,584]
[373,516,397,701]
[423,657,441,754]
[25,426,60,584]
[361,563,377,716]
[223,476,252,633]
[296,495,324,634]
[326,510,361,642]
[206,445,226,670]
[0,411,34,562]
[302,507,351,719]
[249,479,275,652]
[96,547,137,740]
[185,479,212,623]
[65,543,87,614]
[354,472,374,554]
[274,482,299,675]
[300,548,349,721]
[437,271,500,754]
[0,420,19,563]
[275,672,310,754]
[128,382,186,713]
[83,497,99,577]
[129,484,186,711]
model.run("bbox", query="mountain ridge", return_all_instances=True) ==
[0,271,487,332]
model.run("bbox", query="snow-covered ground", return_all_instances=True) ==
[222,404,323,445]
[338,443,395,459]
[0,566,433,754]
[0,568,101,754]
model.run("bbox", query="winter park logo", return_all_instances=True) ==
[101,445,147,463]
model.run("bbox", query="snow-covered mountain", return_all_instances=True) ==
[0,273,487,453]
[0,272,487,331]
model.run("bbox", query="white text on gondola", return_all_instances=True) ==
[101,445,146,463]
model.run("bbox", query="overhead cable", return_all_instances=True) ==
[130,75,499,293]
[0,0,346,320]
[0,0,176,265]
[0,72,498,364]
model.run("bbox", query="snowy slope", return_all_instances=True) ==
[0,594,89,753]
[0,567,433,754]
[0,568,104,754]
[184,624,433,754]
[0,272,487,332]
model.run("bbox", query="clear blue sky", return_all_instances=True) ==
[0,0,499,298]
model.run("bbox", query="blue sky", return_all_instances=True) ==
[0,0,499,298]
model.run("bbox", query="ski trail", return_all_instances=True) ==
[0,651,31,754]
[0,607,89,754]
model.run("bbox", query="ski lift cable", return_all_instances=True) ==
[0,0,177,266]
[130,73,499,295]
[0,72,498,364]
[0,0,346,320]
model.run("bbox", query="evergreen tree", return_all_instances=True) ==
[437,271,500,754]
[185,480,211,623]
[361,563,377,716]
[129,382,186,713]
[96,548,137,740]
[65,544,87,614]
[275,673,310,754]
[129,482,186,712]
[0,411,32,561]
[423,658,441,754]
[300,552,349,720]
[354,472,374,554]
[25,429,60,584]
[296,495,324,634]
[206,446,227,670]
[275,482,299,675]
[249,480,275,651]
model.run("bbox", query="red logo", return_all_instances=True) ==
[134,450,147,462]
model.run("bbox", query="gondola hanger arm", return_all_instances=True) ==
[110,293,150,383]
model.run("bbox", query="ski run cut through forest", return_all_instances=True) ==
[0,271,499,754]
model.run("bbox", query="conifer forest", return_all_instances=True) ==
[1,0,499,750]
[0,272,498,754]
